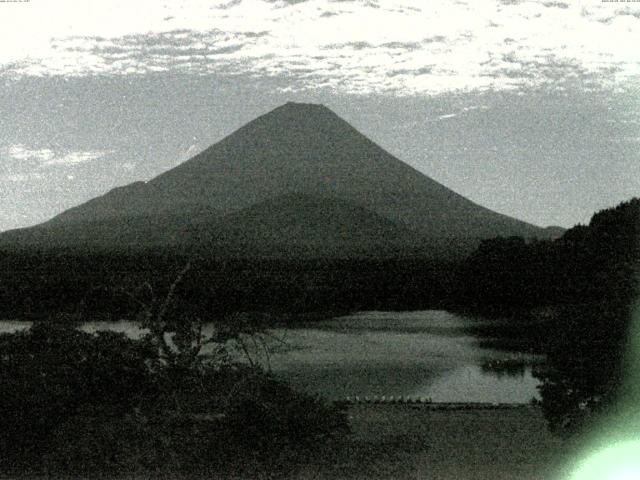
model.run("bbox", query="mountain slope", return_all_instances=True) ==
[0,102,559,256]
[184,193,433,258]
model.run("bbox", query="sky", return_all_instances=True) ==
[0,0,639,232]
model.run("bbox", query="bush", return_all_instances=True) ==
[533,303,632,436]
[223,373,350,453]
[0,321,349,478]
[0,320,159,472]
[220,395,348,477]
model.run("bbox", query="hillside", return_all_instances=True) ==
[0,102,559,257]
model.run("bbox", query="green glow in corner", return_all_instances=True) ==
[568,440,640,480]
[566,296,640,480]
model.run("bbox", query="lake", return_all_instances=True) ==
[0,310,542,403]
[264,311,542,403]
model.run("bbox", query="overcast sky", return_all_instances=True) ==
[1,0,639,231]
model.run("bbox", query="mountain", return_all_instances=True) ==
[0,102,561,257]
[181,193,436,258]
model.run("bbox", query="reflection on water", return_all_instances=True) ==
[265,310,543,402]
[0,310,543,403]
[0,321,31,334]
[81,321,148,339]
[412,364,540,403]
[481,358,527,377]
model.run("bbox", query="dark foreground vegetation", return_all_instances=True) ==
[460,199,639,436]
[0,198,637,476]
[0,315,349,478]
[0,253,461,321]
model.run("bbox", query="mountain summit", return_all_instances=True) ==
[0,102,558,257]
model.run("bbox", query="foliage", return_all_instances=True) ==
[0,319,159,472]
[532,303,630,435]
[0,312,349,477]
[536,200,637,435]
[458,199,639,435]
[460,199,639,310]
[535,200,638,435]
[0,251,459,321]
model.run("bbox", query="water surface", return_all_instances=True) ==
[264,311,542,402]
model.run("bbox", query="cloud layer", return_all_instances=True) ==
[1,0,638,94]
[1,145,110,184]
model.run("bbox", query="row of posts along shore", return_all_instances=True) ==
[342,396,529,409]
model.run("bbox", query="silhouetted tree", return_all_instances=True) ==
[533,199,639,435]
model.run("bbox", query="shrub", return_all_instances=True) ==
[0,320,159,472]
[0,320,349,478]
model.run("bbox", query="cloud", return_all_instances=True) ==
[42,150,109,166]
[8,145,56,162]
[1,173,44,183]
[0,0,638,95]
[431,105,489,122]
[388,66,434,77]
[5,144,110,167]
[617,9,640,19]
[543,2,569,9]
